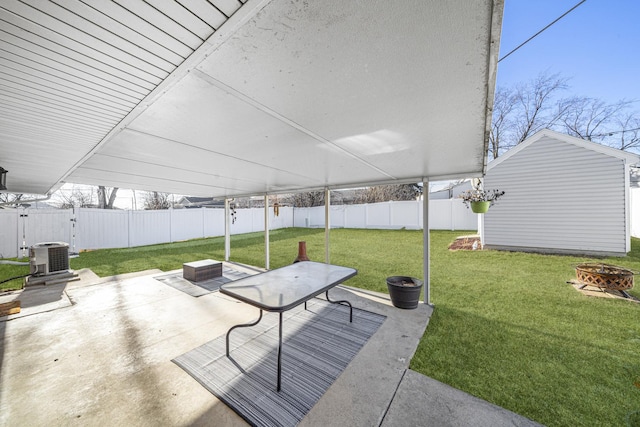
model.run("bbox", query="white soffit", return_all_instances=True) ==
[1,0,503,197]
[0,0,246,195]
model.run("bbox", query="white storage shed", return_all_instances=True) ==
[483,129,640,256]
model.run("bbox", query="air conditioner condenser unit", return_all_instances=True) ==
[29,242,70,276]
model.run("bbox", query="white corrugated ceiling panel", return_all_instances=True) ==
[1,0,502,198]
[0,0,243,195]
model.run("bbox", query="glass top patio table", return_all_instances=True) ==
[220,261,357,392]
[219,261,357,311]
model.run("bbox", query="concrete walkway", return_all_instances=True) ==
[0,265,542,426]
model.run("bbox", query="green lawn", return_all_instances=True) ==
[1,228,639,426]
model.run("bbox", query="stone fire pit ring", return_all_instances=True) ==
[575,263,635,292]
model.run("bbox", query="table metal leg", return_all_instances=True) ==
[226,309,263,357]
[325,290,353,323]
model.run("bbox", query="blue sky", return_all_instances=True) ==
[496,0,639,106]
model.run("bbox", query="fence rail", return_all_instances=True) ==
[0,199,477,258]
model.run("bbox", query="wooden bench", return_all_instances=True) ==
[183,259,223,282]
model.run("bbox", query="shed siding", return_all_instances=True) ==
[484,136,627,255]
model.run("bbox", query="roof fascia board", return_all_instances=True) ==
[538,129,640,162]
[212,172,486,199]
[488,128,640,171]
[481,0,505,176]
[486,130,547,171]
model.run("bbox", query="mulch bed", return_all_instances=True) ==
[448,235,482,251]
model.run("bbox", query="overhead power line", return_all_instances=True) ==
[499,0,587,63]
[592,126,640,138]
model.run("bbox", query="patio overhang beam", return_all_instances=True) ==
[423,180,431,306]
[265,195,270,270]
[209,173,485,203]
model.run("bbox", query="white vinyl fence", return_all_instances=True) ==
[632,187,640,238]
[294,199,476,230]
[0,199,476,258]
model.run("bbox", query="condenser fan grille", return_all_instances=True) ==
[47,245,69,272]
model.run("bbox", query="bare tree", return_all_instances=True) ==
[490,72,569,158]
[285,184,422,207]
[57,186,95,208]
[490,71,640,157]
[231,197,256,208]
[97,186,119,209]
[560,104,639,154]
[513,72,569,144]
[489,86,517,159]
[353,184,421,204]
[52,185,121,209]
[0,193,24,206]
[560,97,632,141]
[285,191,326,207]
[143,191,171,210]
[612,113,640,152]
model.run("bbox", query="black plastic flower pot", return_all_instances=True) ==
[386,276,423,309]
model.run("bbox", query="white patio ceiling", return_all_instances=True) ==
[0,0,503,198]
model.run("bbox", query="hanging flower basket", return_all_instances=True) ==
[459,189,505,213]
[470,201,490,213]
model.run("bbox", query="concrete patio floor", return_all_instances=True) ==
[0,264,541,426]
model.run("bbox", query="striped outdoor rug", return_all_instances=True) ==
[173,299,385,427]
